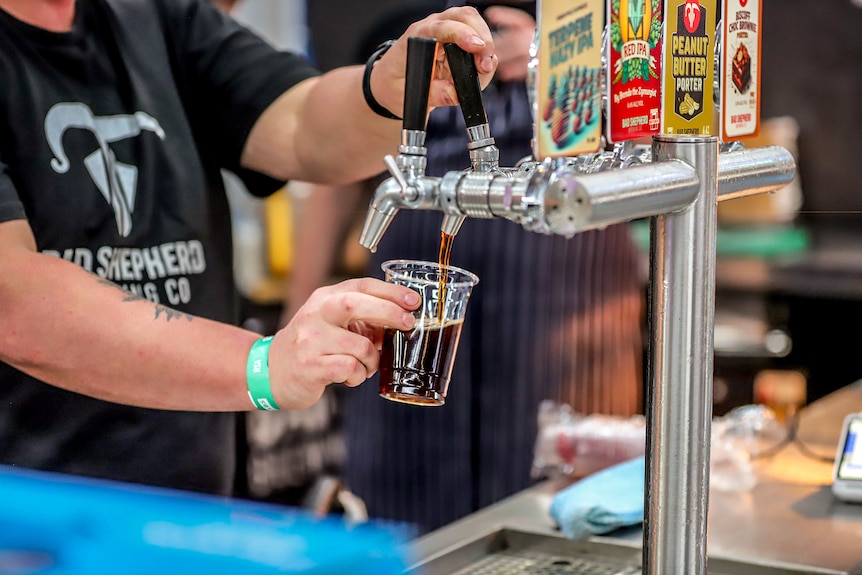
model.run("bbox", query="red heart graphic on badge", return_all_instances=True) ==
[684,0,701,33]
[740,0,749,6]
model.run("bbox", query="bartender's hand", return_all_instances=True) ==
[371,6,498,113]
[268,278,419,410]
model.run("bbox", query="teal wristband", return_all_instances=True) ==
[246,336,281,411]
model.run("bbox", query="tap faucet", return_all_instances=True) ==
[360,39,505,251]
[443,42,500,175]
[359,36,437,252]
[439,42,503,236]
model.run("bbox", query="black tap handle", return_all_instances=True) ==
[403,36,438,131]
[443,42,487,129]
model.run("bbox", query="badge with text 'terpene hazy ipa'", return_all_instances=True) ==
[535,0,604,158]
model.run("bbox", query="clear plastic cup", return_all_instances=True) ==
[378,259,479,406]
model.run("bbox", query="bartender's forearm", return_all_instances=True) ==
[0,227,256,411]
[243,69,397,185]
[1,220,418,412]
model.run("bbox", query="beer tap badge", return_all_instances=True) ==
[661,0,716,135]
[535,0,604,159]
[606,0,664,143]
[720,0,761,140]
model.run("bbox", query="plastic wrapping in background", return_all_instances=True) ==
[709,404,787,493]
[532,400,647,479]
[533,400,787,492]
[0,465,411,574]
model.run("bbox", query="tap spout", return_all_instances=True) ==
[359,176,407,253]
[441,214,465,236]
[359,173,441,252]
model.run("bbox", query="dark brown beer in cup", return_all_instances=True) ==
[379,316,464,406]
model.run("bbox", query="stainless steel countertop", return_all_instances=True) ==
[409,382,862,573]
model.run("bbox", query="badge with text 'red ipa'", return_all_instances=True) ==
[721,0,761,141]
[535,0,604,159]
[606,0,664,143]
[661,0,716,135]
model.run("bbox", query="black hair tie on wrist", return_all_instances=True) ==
[362,40,402,121]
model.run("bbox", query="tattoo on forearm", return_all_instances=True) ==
[97,278,194,322]
[153,305,194,322]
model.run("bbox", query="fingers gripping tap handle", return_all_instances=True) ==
[443,42,487,129]
[403,37,438,131]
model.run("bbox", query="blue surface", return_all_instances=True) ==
[0,465,411,574]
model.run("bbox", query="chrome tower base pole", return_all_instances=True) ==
[644,136,719,575]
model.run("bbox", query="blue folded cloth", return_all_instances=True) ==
[549,455,645,540]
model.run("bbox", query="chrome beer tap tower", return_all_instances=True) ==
[361,11,796,575]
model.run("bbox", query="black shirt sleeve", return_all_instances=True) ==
[155,0,321,196]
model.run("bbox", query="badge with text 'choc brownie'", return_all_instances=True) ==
[720,0,761,141]
[661,0,716,136]
[535,0,603,159]
[606,0,663,143]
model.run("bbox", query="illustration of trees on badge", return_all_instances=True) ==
[550,69,572,147]
[546,65,602,150]
[610,0,662,84]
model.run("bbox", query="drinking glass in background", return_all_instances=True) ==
[378,259,479,406]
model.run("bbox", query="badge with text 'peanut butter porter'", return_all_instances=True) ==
[606,0,664,143]
[535,0,603,159]
[721,0,761,140]
[661,0,716,135]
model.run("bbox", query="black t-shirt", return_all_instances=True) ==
[0,0,318,494]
